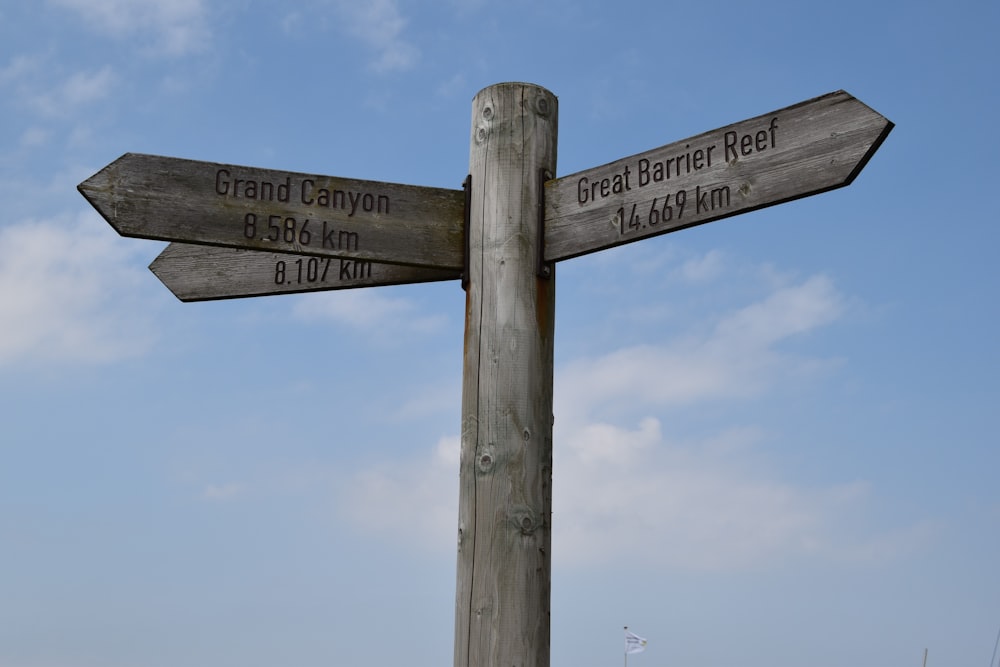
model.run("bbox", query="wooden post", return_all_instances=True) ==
[454,82,557,667]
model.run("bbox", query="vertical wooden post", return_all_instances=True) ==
[454,82,558,667]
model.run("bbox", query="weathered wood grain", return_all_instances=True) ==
[150,243,460,302]
[79,154,465,269]
[455,83,557,667]
[544,90,893,261]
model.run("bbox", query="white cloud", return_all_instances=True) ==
[334,271,919,571]
[556,274,845,424]
[334,0,419,72]
[0,56,116,119]
[49,0,209,57]
[713,274,844,347]
[337,412,908,572]
[337,435,459,547]
[552,419,867,570]
[40,66,116,117]
[0,213,158,366]
[0,55,39,86]
[676,248,727,283]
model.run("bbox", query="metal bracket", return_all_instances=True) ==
[461,174,471,291]
[537,168,552,280]
[464,170,551,286]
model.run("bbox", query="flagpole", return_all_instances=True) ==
[624,626,628,667]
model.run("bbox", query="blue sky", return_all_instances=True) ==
[1,1,998,666]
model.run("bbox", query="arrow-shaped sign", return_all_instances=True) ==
[543,90,893,262]
[79,154,465,269]
[150,243,460,302]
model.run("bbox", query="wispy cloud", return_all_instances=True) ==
[0,55,39,86]
[552,418,871,570]
[0,56,115,119]
[335,269,923,570]
[556,274,845,426]
[37,66,116,118]
[676,248,727,283]
[49,0,210,57]
[338,435,459,547]
[0,212,158,366]
[333,0,419,72]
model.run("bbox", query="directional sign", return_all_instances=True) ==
[72,82,892,667]
[150,243,461,302]
[79,154,465,269]
[543,90,893,262]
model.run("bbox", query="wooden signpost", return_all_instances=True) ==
[79,83,892,667]
[544,90,892,262]
[150,243,459,301]
[78,154,466,269]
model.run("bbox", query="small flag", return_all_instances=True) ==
[625,629,647,654]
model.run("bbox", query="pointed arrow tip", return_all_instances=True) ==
[148,244,198,302]
[78,152,129,193]
[77,155,129,232]
[77,172,102,206]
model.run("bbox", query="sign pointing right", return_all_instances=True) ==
[543,90,893,262]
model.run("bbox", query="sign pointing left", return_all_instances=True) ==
[150,243,461,302]
[78,153,465,270]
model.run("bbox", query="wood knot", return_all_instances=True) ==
[477,444,496,473]
[535,95,551,117]
[510,506,540,535]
